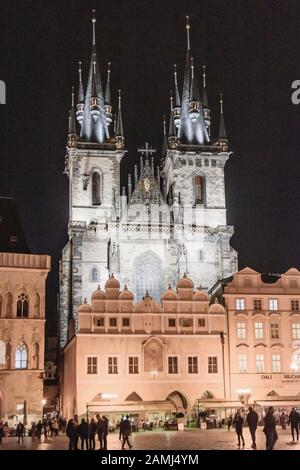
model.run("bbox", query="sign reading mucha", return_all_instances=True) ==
[144,338,163,372]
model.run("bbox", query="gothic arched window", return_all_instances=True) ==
[91,267,98,282]
[132,250,163,302]
[15,342,28,369]
[17,293,29,318]
[92,171,101,206]
[194,175,204,205]
[5,292,12,318]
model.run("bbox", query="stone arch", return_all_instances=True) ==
[16,291,29,318]
[125,392,143,402]
[200,390,215,399]
[132,250,163,302]
[166,391,189,412]
[15,341,28,369]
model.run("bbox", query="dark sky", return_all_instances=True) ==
[1,0,300,333]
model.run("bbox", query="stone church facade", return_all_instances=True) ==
[59,13,238,348]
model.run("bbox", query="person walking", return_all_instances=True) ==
[52,418,59,437]
[36,420,43,439]
[89,418,97,450]
[227,415,233,431]
[3,422,9,442]
[79,418,89,450]
[263,407,278,450]
[120,416,133,450]
[30,422,36,439]
[246,407,259,449]
[233,411,245,448]
[288,407,300,442]
[16,422,25,444]
[96,414,104,450]
[66,419,76,450]
[102,415,109,450]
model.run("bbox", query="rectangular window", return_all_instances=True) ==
[256,354,265,372]
[128,356,139,374]
[168,318,176,328]
[269,299,278,311]
[96,317,104,327]
[254,322,264,339]
[208,356,218,374]
[238,354,247,373]
[122,318,130,327]
[87,357,97,375]
[272,354,281,372]
[188,356,198,374]
[270,323,280,339]
[292,323,300,340]
[198,318,205,328]
[236,322,246,339]
[109,318,117,327]
[168,356,178,374]
[253,299,262,310]
[235,298,245,310]
[108,357,118,374]
[291,300,300,311]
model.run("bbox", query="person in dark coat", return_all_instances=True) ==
[227,415,233,431]
[280,412,286,430]
[96,414,104,450]
[16,422,25,443]
[36,420,43,439]
[73,415,80,450]
[263,407,278,450]
[246,407,259,449]
[288,407,300,442]
[233,411,245,447]
[120,416,133,450]
[66,419,76,450]
[102,416,109,450]
[79,418,89,450]
[89,418,97,450]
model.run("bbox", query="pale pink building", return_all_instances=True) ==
[224,267,300,411]
[62,274,231,422]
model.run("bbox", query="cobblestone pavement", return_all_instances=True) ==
[1,427,300,451]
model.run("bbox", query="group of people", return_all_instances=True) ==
[228,406,300,450]
[66,414,109,450]
[0,421,10,443]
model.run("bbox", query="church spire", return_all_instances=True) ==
[189,57,201,123]
[90,60,101,121]
[76,61,84,127]
[161,114,168,160]
[68,87,78,147]
[104,62,112,126]
[115,89,124,148]
[202,65,211,134]
[218,92,227,139]
[168,90,177,148]
[173,64,181,129]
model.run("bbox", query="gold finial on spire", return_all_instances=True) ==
[118,89,122,108]
[78,61,82,82]
[202,65,206,87]
[186,15,190,51]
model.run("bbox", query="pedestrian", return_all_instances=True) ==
[288,407,300,442]
[79,418,89,450]
[0,421,4,444]
[263,407,278,450]
[30,422,36,439]
[73,414,80,450]
[233,411,245,447]
[227,415,233,431]
[96,414,104,450]
[89,418,97,450]
[280,412,286,430]
[36,420,43,439]
[16,421,25,443]
[3,422,9,442]
[246,407,259,449]
[120,416,133,450]
[52,418,59,437]
[102,415,109,450]
[66,418,76,450]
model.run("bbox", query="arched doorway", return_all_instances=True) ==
[166,391,189,413]
[132,250,163,302]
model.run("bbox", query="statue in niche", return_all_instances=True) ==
[178,243,188,276]
[110,242,120,273]
[144,339,163,372]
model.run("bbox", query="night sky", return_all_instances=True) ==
[1,0,300,333]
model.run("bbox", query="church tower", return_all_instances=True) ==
[60,11,126,347]
[162,16,237,293]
